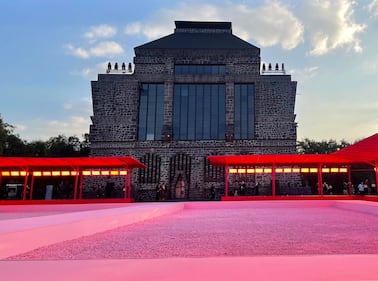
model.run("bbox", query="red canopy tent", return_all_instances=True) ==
[208,133,378,198]
[0,156,146,202]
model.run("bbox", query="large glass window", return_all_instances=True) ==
[173,84,225,140]
[174,65,226,75]
[138,83,164,140]
[234,84,255,139]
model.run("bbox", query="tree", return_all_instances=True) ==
[26,140,48,157]
[2,134,27,156]
[0,114,12,155]
[46,135,76,157]
[297,138,350,154]
[79,133,90,156]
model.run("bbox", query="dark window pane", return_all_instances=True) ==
[234,84,241,139]
[187,85,196,140]
[182,65,189,74]
[173,85,181,140]
[218,84,226,139]
[234,83,254,140]
[189,65,196,75]
[174,65,182,75]
[155,84,165,140]
[211,65,219,75]
[195,85,204,139]
[240,85,248,139]
[174,64,226,75]
[139,83,165,140]
[173,83,226,140]
[210,85,219,138]
[204,66,212,74]
[146,84,157,140]
[247,84,255,138]
[197,65,204,74]
[138,85,148,140]
[203,85,211,139]
[180,85,188,139]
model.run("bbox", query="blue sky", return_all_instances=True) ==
[1,0,378,143]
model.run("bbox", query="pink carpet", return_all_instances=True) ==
[1,200,378,280]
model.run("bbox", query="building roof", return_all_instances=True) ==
[135,21,259,50]
[175,21,232,30]
[0,156,146,169]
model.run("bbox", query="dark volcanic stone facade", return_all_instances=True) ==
[89,21,298,201]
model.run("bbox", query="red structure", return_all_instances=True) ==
[208,133,378,199]
[0,156,146,203]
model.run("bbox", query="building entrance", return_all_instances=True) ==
[175,174,186,199]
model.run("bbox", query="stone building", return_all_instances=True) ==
[89,21,297,201]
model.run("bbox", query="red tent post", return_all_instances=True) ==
[79,173,83,199]
[375,164,378,195]
[73,170,79,200]
[271,164,276,196]
[127,168,132,199]
[29,172,35,200]
[225,165,229,198]
[22,170,28,200]
[317,164,323,195]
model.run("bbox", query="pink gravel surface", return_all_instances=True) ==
[6,200,378,260]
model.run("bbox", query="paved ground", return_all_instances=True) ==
[1,200,378,280]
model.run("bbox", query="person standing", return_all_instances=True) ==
[358,181,364,195]
[239,181,246,196]
[210,185,215,200]
[364,180,369,195]
[159,182,166,201]
[255,182,260,196]
[155,183,161,201]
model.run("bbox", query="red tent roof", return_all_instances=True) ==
[331,133,378,164]
[0,156,146,169]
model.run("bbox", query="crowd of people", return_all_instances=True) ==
[230,181,260,196]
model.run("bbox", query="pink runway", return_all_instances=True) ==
[1,200,378,280]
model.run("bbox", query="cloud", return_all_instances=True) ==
[66,24,123,59]
[63,103,73,110]
[65,44,90,59]
[89,41,123,57]
[14,97,93,141]
[367,0,378,17]
[64,97,93,116]
[70,61,110,80]
[124,22,143,35]
[44,116,90,139]
[84,24,117,40]
[13,124,26,132]
[302,0,366,56]
[124,2,304,50]
[232,2,304,49]
[66,41,124,59]
[290,66,319,82]
[14,117,90,142]
[360,53,378,75]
